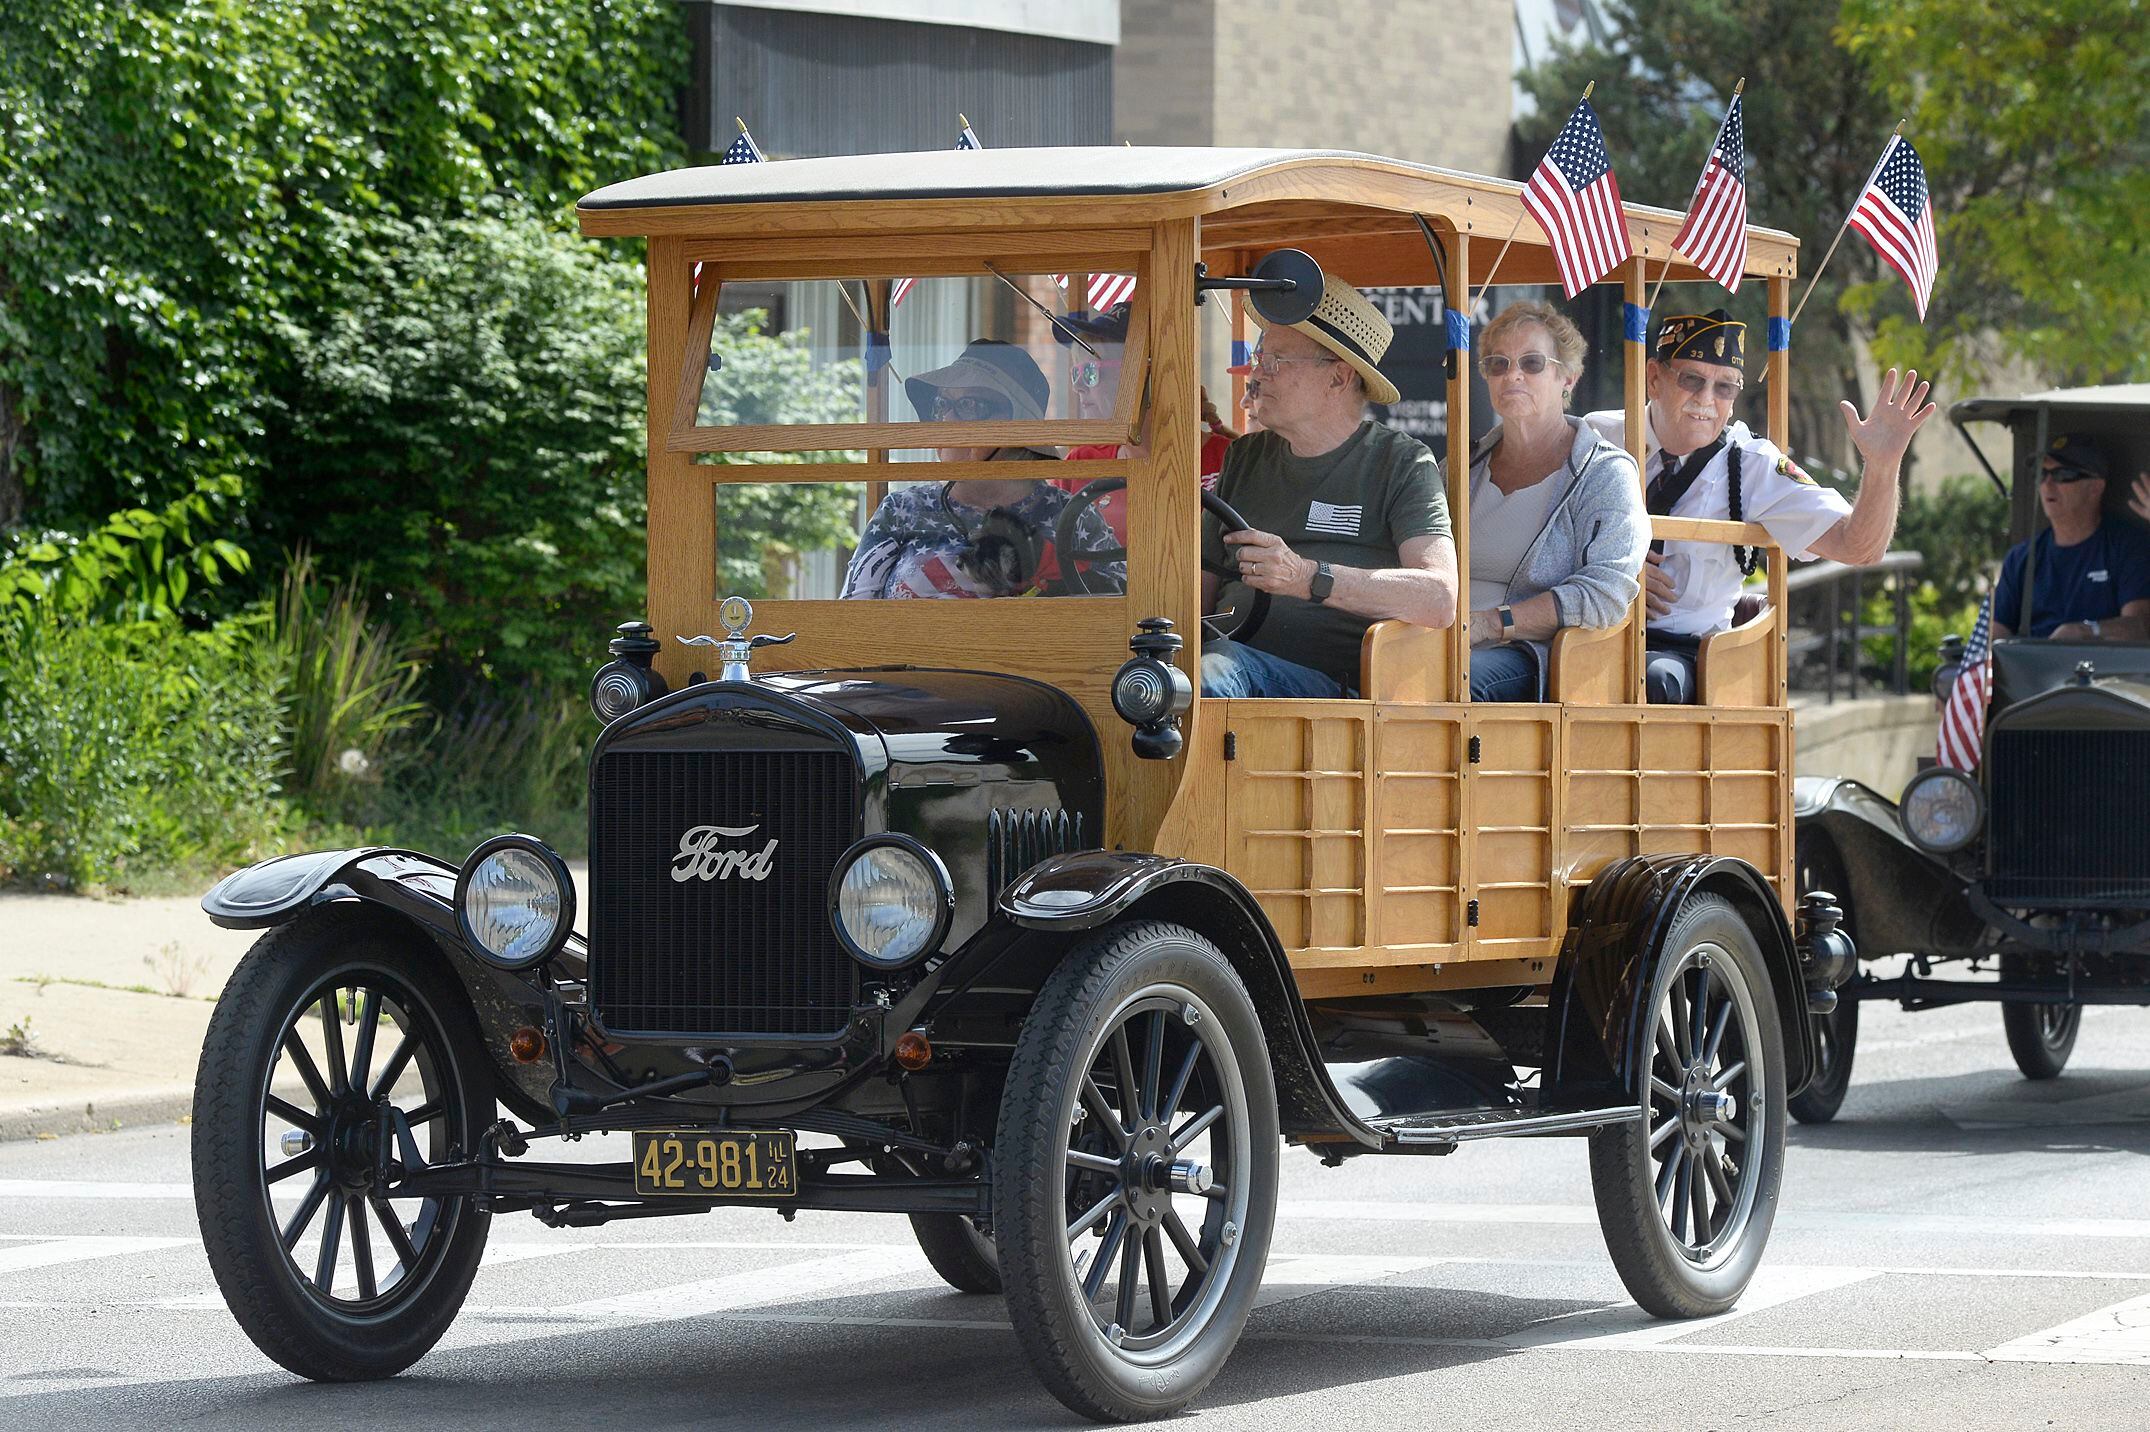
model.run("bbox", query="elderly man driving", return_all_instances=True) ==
[1583,310,1936,703]
[1993,434,2150,640]
[1200,277,1458,698]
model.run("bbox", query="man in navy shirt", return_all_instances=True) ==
[1992,434,2150,640]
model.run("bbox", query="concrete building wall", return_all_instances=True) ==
[1116,0,1513,174]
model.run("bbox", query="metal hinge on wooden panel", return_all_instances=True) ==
[1223,730,1237,761]
[1466,899,1480,927]
[1467,735,1482,764]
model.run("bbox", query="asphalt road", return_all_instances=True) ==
[5,997,2150,1431]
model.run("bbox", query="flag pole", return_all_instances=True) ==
[1790,117,1906,326]
[1644,78,1742,313]
[1472,81,1594,313]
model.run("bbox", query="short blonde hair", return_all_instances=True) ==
[1481,300,1588,388]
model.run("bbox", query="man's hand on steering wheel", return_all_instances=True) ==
[1223,528,1315,599]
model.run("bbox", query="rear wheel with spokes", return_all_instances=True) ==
[996,921,1277,1421]
[1589,893,1786,1318]
[193,908,493,1380]
[2001,953,2081,1080]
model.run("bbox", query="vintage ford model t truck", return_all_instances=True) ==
[193,147,1849,1420]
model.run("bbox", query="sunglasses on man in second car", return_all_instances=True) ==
[930,394,1013,422]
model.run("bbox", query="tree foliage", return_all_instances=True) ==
[1836,0,2150,386]
[1515,0,1895,468]
[0,0,686,527]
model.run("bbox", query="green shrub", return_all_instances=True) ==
[334,694,592,860]
[272,550,426,804]
[0,607,289,888]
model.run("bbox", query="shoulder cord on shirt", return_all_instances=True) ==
[1724,444,1761,577]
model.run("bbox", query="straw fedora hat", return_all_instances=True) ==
[1245,275,1400,405]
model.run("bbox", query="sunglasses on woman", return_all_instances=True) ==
[1478,352,1557,378]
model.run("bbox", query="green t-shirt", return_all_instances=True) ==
[1203,421,1451,690]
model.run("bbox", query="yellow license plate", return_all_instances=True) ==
[632,1129,797,1198]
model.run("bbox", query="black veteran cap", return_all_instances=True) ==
[1654,309,1745,371]
[2045,433,2111,481]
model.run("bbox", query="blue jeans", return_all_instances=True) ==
[1646,634,1702,704]
[1200,640,1344,698]
[1469,642,1542,701]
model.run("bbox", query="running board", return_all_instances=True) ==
[1373,1104,1639,1146]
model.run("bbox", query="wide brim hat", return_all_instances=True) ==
[905,339,1051,424]
[1244,275,1400,405]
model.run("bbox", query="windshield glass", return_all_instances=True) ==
[689,271,1140,444]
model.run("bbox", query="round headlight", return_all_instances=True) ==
[829,836,953,969]
[455,835,575,970]
[1901,768,1984,854]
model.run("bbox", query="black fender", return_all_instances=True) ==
[995,850,1378,1147]
[203,848,568,1124]
[1793,775,1985,961]
[1545,854,1815,1107]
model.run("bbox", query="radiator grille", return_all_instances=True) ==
[1987,728,2150,905]
[589,748,858,1037]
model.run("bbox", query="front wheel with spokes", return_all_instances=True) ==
[995,920,1278,1422]
[1589,893,1787,1319]
[193,907,494,1380]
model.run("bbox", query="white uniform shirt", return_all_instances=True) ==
[1582,406,1850,637]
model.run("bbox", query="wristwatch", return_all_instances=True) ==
[1498,604,1516,637]
[1309,561,1335,605]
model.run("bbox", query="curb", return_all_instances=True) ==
[0,1083,196,1143]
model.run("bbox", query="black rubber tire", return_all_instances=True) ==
[1589,893,1787,1319]
[1789,830,1859,1125]
[1789,997,1859,1126]
[909,1213,1003,1295]
[192,907,494,1380]
[994,920,1278,1422]
[2001,954,2081,1080]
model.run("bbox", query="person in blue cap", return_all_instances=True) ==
[1584,308,1936,702]
[1993,433,2150,640]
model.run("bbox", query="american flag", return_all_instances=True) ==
[1937,594,1992,771]
[698,122,764,293]
[892,118,985,308]
[1671,93,1748,293]
[1849,135,1938,319]
[720,123,764,166]
[1521,99,1635,298]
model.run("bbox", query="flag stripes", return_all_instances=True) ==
[1849,136,1938,319]
[1671,93,1748,292]
[1937,594,1992,771]
[1520,99,1635,298]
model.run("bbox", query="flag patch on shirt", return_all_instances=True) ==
[1305,500,1363,536]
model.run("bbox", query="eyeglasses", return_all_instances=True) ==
[1072,359,1121,390]
[2040,464,2100,485]
[930,394,1012,422]
[1672,368,1744,403]
[1479,352,1559,378]
[1248,348,1341,377]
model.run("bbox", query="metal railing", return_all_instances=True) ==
[1784,550,1925,703]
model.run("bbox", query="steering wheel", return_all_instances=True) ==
[1053,478,1271,646]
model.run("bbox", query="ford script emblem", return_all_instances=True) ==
[671,824,779,883]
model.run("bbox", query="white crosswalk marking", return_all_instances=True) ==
[1988,1290,2150,1366]
[558,1244,931,1320]
[0,1235,191,1275]
[1504,1265,1879,1349]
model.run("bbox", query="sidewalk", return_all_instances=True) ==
[0,889,256,1140]
[0,863,594,1141]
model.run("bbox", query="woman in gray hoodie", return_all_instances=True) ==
[1467,301,1650,700]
